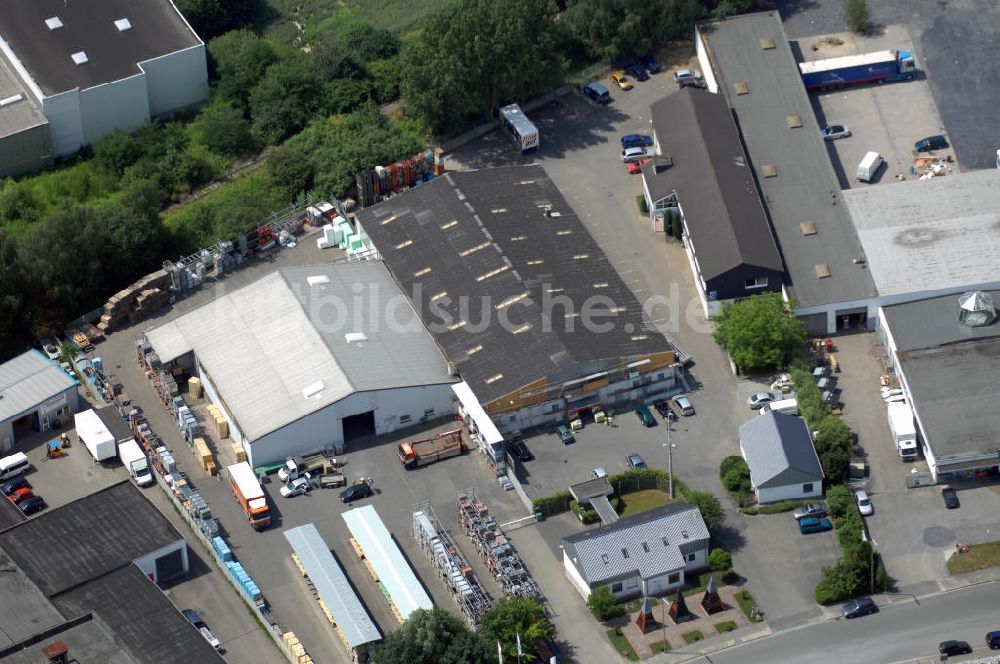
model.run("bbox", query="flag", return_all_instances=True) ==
[516,632,523,656]
[498,640,503,664]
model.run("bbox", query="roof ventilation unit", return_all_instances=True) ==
[0,94,23,107]
[45,17,63,30]
[344,332,368,344]
[114,18,132,32]
[957,291,997,327]
[71,51,88,65]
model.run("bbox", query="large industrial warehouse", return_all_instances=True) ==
[0,349,79,452]
[356,164,684,435]
[145,261,459,468]
[0,0,208,166]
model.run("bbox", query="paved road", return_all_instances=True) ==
[777,0,1000,170]
[676,582,1000,664]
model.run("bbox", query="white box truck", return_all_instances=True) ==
[760,398,799,416]
[74,409,117,462]
[887,401,918,460]
[856,151,884,182]
[118,439,154,487]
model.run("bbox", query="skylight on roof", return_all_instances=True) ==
[71,52,89,65]
[114,18,133,32]
[45,17,63,30]
[306,275,330,286]
[302,381,325,399]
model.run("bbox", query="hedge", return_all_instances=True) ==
[532,490,573,516]
[532,469,689,518]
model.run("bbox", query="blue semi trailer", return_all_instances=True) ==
[799,49,916,91]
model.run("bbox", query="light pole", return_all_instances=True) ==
[663,424,677,499]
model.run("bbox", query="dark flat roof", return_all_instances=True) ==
[0,497,26,531]
[356,165,673,403]
[698,13,876,308]
[882,290,1000,352]
[645,88,783,280]
[0,481,182,597]
[0,0,200,96]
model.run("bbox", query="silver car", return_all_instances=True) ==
[855,490,873,516]
[672,395,695,416]
[747,392,776,410]
[674,68,703,88]
[792,503,826,521]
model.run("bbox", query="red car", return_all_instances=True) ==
[627,157,653,174]
[7,487,34,504]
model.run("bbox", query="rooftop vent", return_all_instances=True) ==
[760,164,777,178]
[733,155,746,167]
[786,115,802,128]
[114,18,132,32]
[45,17,63,30]
[760,37,775,50]
[71,51,88,65]
[344,332,368,343]
[621,547,629,559]
[734,82,749,95]
[306,275,330,286]
[800,221,817,236]
[301,381,325,399]
[815,263,831,279]
[958,291,997,327]
[0,94,23,107]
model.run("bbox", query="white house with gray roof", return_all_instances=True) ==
[0,350,79,452]
[561,502,709,601]
[739,411,824,504]
[145,261,459,468]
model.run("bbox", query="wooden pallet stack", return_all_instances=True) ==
[194,437,216,475]
[97,269,171,333]
[206,404,229,439]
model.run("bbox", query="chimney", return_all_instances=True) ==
[41,641,69,664]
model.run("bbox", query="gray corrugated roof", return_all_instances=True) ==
[645,88,783,280]
[356,165,674,403]
[882,292,1000,460]
[699,13,876,308]
[0,0,201,96]
[146,261,456,443]
[562,502,708,585]
[284,524,380,648]
[0,350,77,423]
[0,612,135,664]
[844,170,1000,300]
[0,56,47,140]
[739,411,824,487]
[0,481,183,597]
[882,289,1000,352]
[342,505,433,619]
[52,566,224,664]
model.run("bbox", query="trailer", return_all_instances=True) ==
[397,429,466,469]
[74,409,117,462]
[799,49,916,92]
[887,401,918,460]
[228,461,271,530]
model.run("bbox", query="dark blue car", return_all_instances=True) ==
[626,64,649,81]
[640,55,662,74]
[620,134,653,149]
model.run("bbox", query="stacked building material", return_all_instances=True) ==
[194,437,216,475]
[188,376,203,398]
[98,269,171,332]
[79,323,104,343]
[206,404,229,439]
[232,441,246,463]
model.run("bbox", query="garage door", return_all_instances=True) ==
[155,548,184,582]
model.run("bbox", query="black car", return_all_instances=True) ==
[625,64,649,82]
[941,486,960,509]
[18,495,45,515]
[340,482,373,504]
[653,401,677,421]
[841,597,878,618]
[938,640,972,656]
[640,55,661,74]
[915,134,948,152]
[1,476,30,496]
[508,440,533,462]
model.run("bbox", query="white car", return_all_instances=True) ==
[672,395,695,416]
[280,476,311,498]
[674,68,703,87]
[593,467,607,479]
[747,392,776,410]
[621,146,654,162]
[855,490,873,516]
[820,124,851,140]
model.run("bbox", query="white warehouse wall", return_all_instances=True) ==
[757,482,822,504]
[246,383,457,468]
[140,45,208,117]
[79,75,151,148]
[41,90,85,157]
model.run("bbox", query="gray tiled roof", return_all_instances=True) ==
[562,502,709,585]
[0,350,77,423]
[739,411,824,488]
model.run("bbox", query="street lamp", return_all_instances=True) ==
[663,424,677,499]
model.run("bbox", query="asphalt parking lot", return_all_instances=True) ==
[777,0,1000,171]
[794,25,957,189]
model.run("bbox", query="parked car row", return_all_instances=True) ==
[2,476,46,515]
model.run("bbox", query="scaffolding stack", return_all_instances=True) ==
[412,500,493,627]
[456,489,542,602]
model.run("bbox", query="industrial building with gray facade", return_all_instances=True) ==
[0,0,208,175]
[0,350,79,453]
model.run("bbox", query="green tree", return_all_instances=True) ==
[684,490,725,531]
[401,0,567,133]
[844,0,870,34]
[92,130,143,177]
[189,98,257,157]
[0,228,34,358]
[587,585,620,621]
[208,30,278,111]
[563,0,708,61]
[370,608,491,664]
[479,597,555,660]
[714,293,806,374]
[709,548,733,571]
[825,485,852,518]
[0,178,41,224]
[323,78,374,115]
[267,146,314,200]
[249,56,323,143]
[176,0,229,38]
[814,416,853,483]
[368,58,402,105]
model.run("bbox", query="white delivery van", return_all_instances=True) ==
[857,151,883,182]
[0,452,31,481]
[760,398,799,416]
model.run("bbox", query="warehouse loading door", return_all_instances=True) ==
[155,548,184,583]
[342,411,376,444]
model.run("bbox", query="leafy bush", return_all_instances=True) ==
[588,586,620,621]
[709,548,732,571]
[714,294,806,373]
[826,485,852,518]
[719,456,750,492]
[814,501,891,603]
[757,499,811,514]
[685,490,725,531]
[815,416,853,483]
